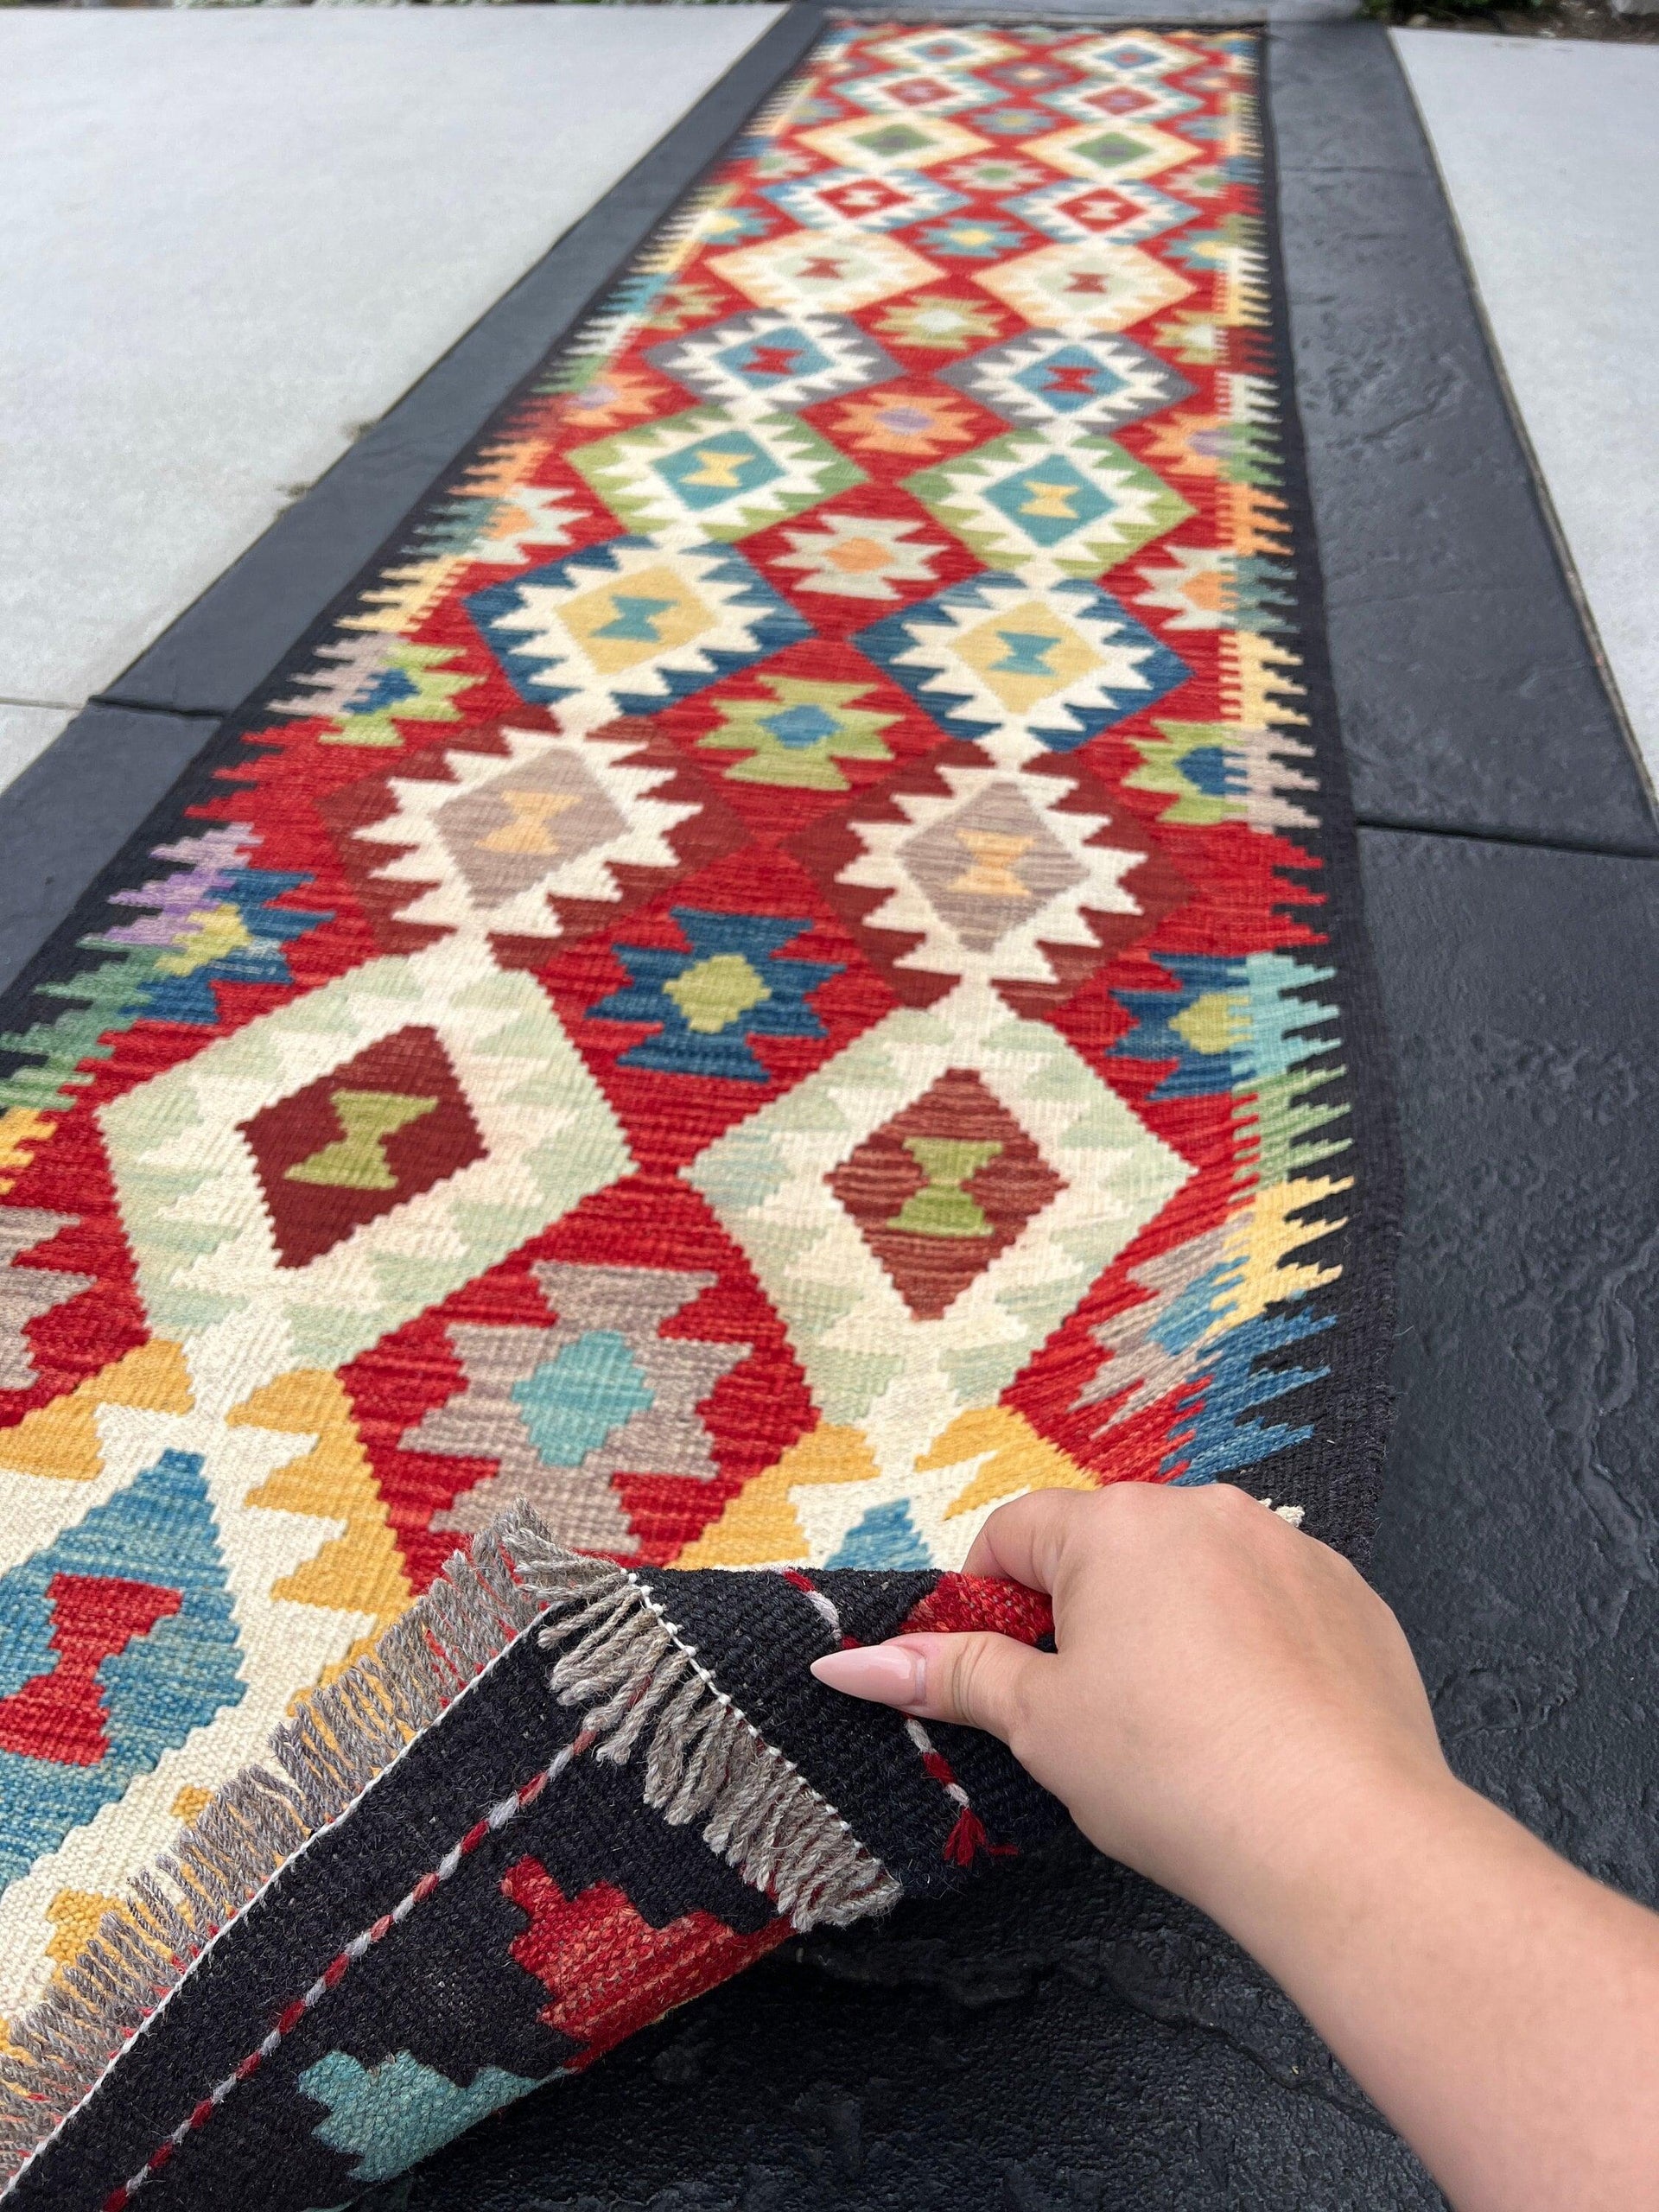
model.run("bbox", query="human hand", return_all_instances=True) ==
[812,1484,1659,2212]
[809,1483,1451,1935]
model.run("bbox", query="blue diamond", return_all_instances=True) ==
[764,703,841,749]
[1011,345,1128,412]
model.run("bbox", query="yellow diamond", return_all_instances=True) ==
[664,953,772,1036]
[952,603,1103,712]
[560,567,712,673]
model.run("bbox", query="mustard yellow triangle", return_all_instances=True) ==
[0,1338,193,1482]
[46,1889,126,1967]
[232,1370,412,1642]
[0,1108,54,1196]
[674,1423,880,1567]
[918,1404,1098,1522]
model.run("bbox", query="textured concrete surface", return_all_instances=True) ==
[0,6,781,735]
[1272,24,1656,850]
[0,710,70,800]
[1395,33,1659,785]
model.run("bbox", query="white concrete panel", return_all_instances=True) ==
[0,709,73,798]
[0,7,781,708]
[1395,31,1659,782]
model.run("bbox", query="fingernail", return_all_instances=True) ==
[810,1643,925,1708]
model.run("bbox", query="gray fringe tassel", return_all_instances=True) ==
[0,1500,551,2188]
[515,1525,901,1934]
[0,1504,900,2192]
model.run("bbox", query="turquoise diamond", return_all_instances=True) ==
[512,1332,654,1466]
[654,433,784,512]
[983,455,1113,546]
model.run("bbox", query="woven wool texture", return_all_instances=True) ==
[0,19,1397,2206]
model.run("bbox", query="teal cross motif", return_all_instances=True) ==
[990,628,1061,677]
[594,594,676,644]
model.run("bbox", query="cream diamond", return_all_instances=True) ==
[800,112,990,175]
[100,947,632,1398]
[712,231,942,316]
[351,723,700,945]
[976,240,1192,338]
[835,757,1141,988]
[1030,123,1195,187]
[688,976,1186,1486]
[863,26,1021,73]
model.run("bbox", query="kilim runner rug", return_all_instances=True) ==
[0,19,1398,2209]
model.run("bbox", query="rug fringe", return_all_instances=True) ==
[0,1509,899,2190]
[517,1524,900,1932]
[0,1501,548,2185]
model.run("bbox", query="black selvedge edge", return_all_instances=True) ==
[632,1567,1064,1891]
[1204,25,1404,1574]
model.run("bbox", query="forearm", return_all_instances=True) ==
[1211,1767,1659,2212]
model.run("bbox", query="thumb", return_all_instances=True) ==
[810,1631,1046,1744]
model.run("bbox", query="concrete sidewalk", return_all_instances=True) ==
[1395,29,1659,780]
[0,6,781,785]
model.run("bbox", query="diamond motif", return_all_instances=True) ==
[763,168,967,234]
[828,1069,1065,1319]
[711,230,943,315]
[465,537,810,715]
[975,239,1192,336]
[1041,78,1202,129]
[832,754,1142,989]
[688,976,1186,1474]
[0,1452,243,1891]
[905,422,1192,582]
[404,1262,747,1553]
[696,676,897,791]
[864,26,1021,73]
[100,950,631,1384]
[569,406,862,548]
[241,1027,485,1270]
[800,113,990,175]
[941,329,1193,431]
[647,312,899,414]
[771,511,947,602]
[1062,31,1205,75]
[855,572,1190,758]
[826,382,985,462]
[838,67,987,118]
[1029,119,1195,187]
[1007,178,1194,246]
[350,724,701,948]
[587,908,842,1084]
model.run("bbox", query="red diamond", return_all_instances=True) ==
[240,1027,486,1270]
[826,1068,1064,1320]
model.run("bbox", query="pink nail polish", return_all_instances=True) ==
[810,1643,925,1708]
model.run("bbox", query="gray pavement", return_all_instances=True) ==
[0,5,780,777]
[1395,29,1659,784]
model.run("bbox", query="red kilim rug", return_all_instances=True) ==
[0,21,1396,2209]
